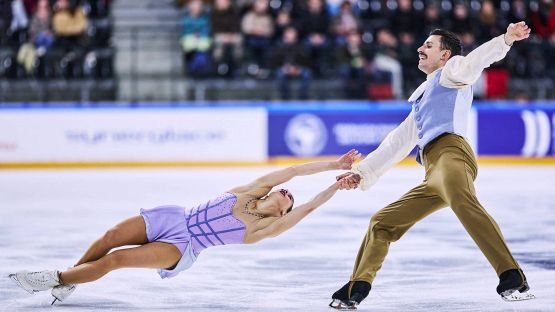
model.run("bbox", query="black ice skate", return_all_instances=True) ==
[496,269,535,301]
[329,282,353,310]
[329,281,371,310]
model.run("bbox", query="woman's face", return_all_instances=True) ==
[266,189,294,216]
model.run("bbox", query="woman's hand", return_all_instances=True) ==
[337,173,361,190]
[336,149,362,170]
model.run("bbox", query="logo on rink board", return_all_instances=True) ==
[520,110,552,157]
[285,114,328,156]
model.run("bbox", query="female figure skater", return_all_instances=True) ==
[10,149,362,304]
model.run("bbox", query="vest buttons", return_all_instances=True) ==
[418,125,422,130]
[416,116,421,121]
[418,134,423,139]
[415,106,419,112]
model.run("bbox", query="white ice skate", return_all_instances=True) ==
[329,299,358,310]
[9,270,61,294]
[51,284,77,305]
[501,290,536,302]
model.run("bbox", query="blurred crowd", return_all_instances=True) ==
[1,0,554,101]
[0,0,113,80]
[176,0,555,99]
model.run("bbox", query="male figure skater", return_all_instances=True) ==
[330,22,534,310]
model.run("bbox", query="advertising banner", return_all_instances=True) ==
[268,106,414,157]
[268,104,553,158]
[0,107,267,163]
[477,107,555,157]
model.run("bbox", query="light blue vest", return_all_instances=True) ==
[411,69,473,163]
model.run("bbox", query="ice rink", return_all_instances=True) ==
[1,164,554,311]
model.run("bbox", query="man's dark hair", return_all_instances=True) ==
[429,29,462,58]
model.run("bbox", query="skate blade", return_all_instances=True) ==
[501,291,536,302]
[329,299,357,310]
[8,274,35,295]
[51,297,59,305]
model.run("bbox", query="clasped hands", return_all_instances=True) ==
[336,172,361,190]
[334,149,363,190]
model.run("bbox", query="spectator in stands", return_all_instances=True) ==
[373,28,403,98]
[22,0,39,16]
[422,1,443,39]
[507,0,529,25]
[211,0,242,77]
[17,0,53,73]
[86,0,111,18]
[0,0,13,45]
[447,2,474,36]
[8,0,29,46]
[242,0,274,77]
[530,0,555,79]
[333,0,360,45]
[358,0,390,31]
[29,0,53,51]
[181,0,211,78]
[327,0,356,15]
[300,0,331,77]
[336,30,370,99]
[397,31,420,95]
[392,0,424,36]
[530,0,555,40]
[52,0,87,49]
[274,8,294,43]
[272,26,311,100]
[50,0,87,78]
[460,31,478,56]
[477,0,506,43]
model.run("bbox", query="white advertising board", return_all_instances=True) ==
[0,108,267,163]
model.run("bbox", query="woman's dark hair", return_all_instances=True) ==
[429,29,463,58]
[286,194,294,214]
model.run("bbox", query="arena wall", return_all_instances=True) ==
[1,102,554,167]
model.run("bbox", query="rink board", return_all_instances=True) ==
[0,102,554,167]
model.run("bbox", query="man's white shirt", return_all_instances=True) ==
[352,35,512,191]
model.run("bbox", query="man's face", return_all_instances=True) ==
[417,35,449,74]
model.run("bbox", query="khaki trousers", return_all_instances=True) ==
[351,134,520,283]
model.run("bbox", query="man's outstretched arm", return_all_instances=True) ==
[441,21,531,87]
[349,111,418,191]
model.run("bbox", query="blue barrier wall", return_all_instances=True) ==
[2,101,554,161]
[267,101,555,158]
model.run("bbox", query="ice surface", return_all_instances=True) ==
[1,165,554,311]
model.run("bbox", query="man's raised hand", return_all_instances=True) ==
[504,21,531,46]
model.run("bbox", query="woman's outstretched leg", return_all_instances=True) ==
[53,216,150,303]
[75,216,149,266]
[60,242,181,285]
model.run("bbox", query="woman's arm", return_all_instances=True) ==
[244,182,340,243]
[229,149,360,196]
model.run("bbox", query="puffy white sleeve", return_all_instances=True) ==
[440,34,511,88]
[351,111,418,191]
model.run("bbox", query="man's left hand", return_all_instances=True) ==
[504,21,531,46]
